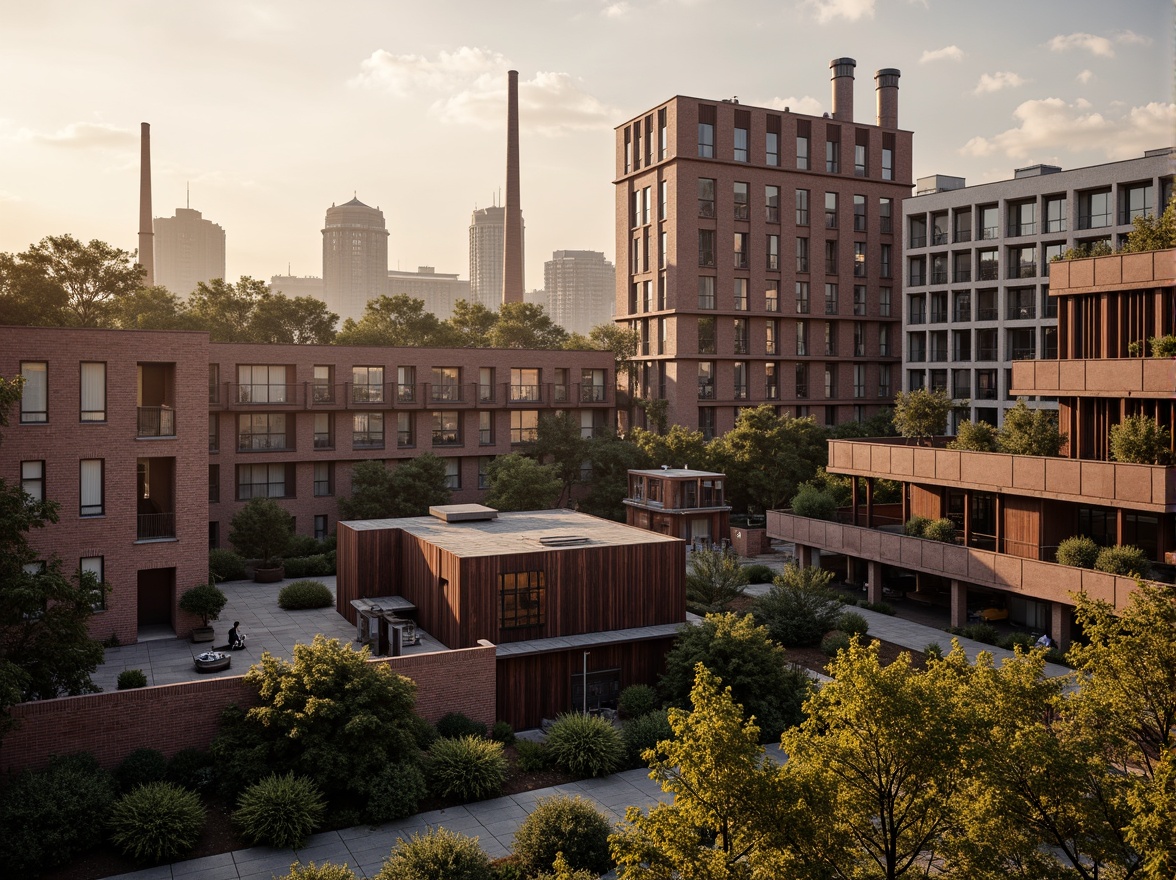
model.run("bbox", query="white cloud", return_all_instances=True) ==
[602,1,631,17]
[973,71,1026,95]
[1076,69,1094,84]
[804,0,875,24]
[763,96,825,117]
[1114,29,1149,46]
[14,121,136,150]
[920,45,964,63]
[434,71,618,136]
[349,47,507,96]
[960,98,1176,161]
[1046,30,1148,59]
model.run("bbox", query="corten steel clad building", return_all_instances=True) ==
[614,58,912,438]
[1,326,614,645]
[768,247,1176,647]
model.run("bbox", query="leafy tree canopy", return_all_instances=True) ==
[485,454,562,512]
[488,302,569,349]
[710,405,827,513]
[1109,413,1172,465]
[228,497,294,565]
[629,424,711,472]
[893,387,953,446]
[581,323,639,386]
[535,412,589,506]
[685,548,748,613]
[10,234,143,327]
[445,299,498,347]
[577,432,647,521]
[997,398,1066,456]
[947,418,999,452]
[337,455,452,521]
[1122,193,1176,254]
[335,294,453,347]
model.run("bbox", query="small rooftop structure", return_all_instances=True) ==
[429,503,498,523]
[624,468,731,543]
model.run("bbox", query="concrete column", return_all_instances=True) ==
[851,477,860,526]
[950,579,968,629]
[865,477,875,527]
[1051,602,1072,650]
[794,544,814,568]
[867,559,883,605]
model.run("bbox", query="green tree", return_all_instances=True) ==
[751,562,840,648]
[111,285,189,330]
[1122,193,1176,253]
[0,250,69,326]
[1127,747,1176,880]
[251,294,339,344]
[334,294,453,347]
[1109,414,1172,465]
[788,483,839,520]
[997,399,1066,456]
[629,424,709,471]
[229,497,294,566]
[584,323,640,388]
[661,612,812,741]
[710,405,827,513]
[18,234,144,327]
[826,407,896,439]
[686,548,749,613]
[186,276,272,342]
[892,387,953,446]
[635,397,670,434]
[485,454,562,511]
[948,418,999,452]
[577,433,647,521]
[337,456,453,521]
[611,664,783,879]
[337,460,396,520]
[444,299,498,347]
[488,302,569,349]
[535,412,589,506]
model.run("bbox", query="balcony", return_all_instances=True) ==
[430,385,463,404]
[1047,249,1176,295]
[1008,305,1036,320]
[953,269,971,283]
[351,384,385,404]
[977,264,999,281]
[1010,358,1176,399]
[580,385,607,403]
[1011,262,1038,279]
[137,512,176,541]
[932,231,949,246]
[137,406,176,438]
[954,230,972,243]
[909,235,927,248]
[509,385,542,403]
[909,272,926,286]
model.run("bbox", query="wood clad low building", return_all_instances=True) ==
[624,468,731,545]
[337,505,686,728]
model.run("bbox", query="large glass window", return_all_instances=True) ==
[510,368,540,402]
[22,460,44,501]
[825,135,840,173]
[795,281,810,314]
[238,364,287,403]
[698,122,714,157]
[698,178,715,218]
[1122,182,1154,224]
[699,230,716,267]
[431,366,461,402]
[500,571,545,629]
[767,235,779,271]
[853,195,867,232]
[825,192,838,228]
[765,185,779,223]
[733,126,748,162]
[20,362,47,423]
[314,412,332,449]
[352,366,384,403]
[312,365,333,403]
[238,413,288,451]
[733,182,749,220]
[432,411,460,445]
[314,462,333,497]
[398,412,414,447]
[734,232,749,269]
[444,458,460,490]
[796,237,809,273]
[1045,196,1067,233]
[80,362,106,421]
[479,411,494,445]
[766,130,779,166]
[733,278,749,311]
[698,317,716,354]
[698,276,716,309]
[237,463,287,500]
[80,459,104,516]
[796,135,809,170]
[353,412,384,448]
[511,410,539,443]
[397,366,416,402]
[697,362,714,399]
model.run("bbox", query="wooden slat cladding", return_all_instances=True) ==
[1001,495,1042,560]
[335,523,399,623]
[909,485,942,520]
[496,639,676,730]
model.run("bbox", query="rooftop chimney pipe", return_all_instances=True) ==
[875,68,901,129]
[138,122,154,286]
[829,57,856,122]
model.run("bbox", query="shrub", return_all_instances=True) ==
[230,497,295,566]
[686,547,748,612]
[278,579,334,610]
[742,563,775,584]
[375,827,492,880]
[921,518,957,544]
[115,747,170,792]
[789,483,839,521]
[924,642,944,660]
[837,610,869,637]
[904,515,931,537]
[511,795,613,878]
[286,533,322,559]
[623,709,673,767]
[490,721,516,744]
[960,623,1000,645]
[0,753,116,875]
[209,548,248,582]
[436,711,488,740]
[1056,535,1099,569]
[1000,632,1038,652]
[427,736,507,802]
[515,739,550,773]
[278,863,358,880]
[167,748,215,791]
[283,554,336,579]
[1094,544,1151,578]
[409,715,438,749]
[363,761,428,825]
[545,712,625,778]
[533,852,599,880]
[752,563,841,647]
[178,581,227,628]
[821,630,851,656]
[617,683,658,719]
[117,668,148,690]
[1110,414,1173,465]
[108,781,205,863]
[948,419,999,452]
[862,601,896,615]
[234,773,326,849]
[1151,334,1176,357]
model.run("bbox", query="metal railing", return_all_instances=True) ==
[137,512,175,540]
[137,406,175,438]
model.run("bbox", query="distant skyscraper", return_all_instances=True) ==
[269,275,324,299]
[387,266,471,321]
[545,250,616,335]
[469,205,505,309]
[154,207,226,296]
[322,197,389,323]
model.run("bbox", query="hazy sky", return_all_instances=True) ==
[1,0,1172,291]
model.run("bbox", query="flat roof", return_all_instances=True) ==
[341,508,682,557]
[630,468,725,478]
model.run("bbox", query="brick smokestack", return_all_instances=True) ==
[875,68,901,129]
[829,57,856,122]
[138,122,154,286]
[502,70,524,304]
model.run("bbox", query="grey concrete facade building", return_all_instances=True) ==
[322,197,389,324]
[902,148,1174,428]
[387,266,471,321]
[469,205,505,309]
[544,249,616,335]
[154,207,226,297]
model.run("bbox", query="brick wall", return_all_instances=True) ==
[0,644,497,774]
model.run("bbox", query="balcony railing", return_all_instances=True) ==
[351,384,385,404]
[137,406,175,438]
[1008,305,1036,320]
[909,272,926,286]
[238,434,288,451]
[954,230,972,243]
[977,307,999,321]
[978,264,999,281]
[137,512,175,540]
[1011,263,1038,279]
[509,385,542,402]
[432,430,461,446]
[953,269,971,283]
[909,234,927,248]
[430,385,463,403]
[580,385,606,403]
[1011,347,1037,360]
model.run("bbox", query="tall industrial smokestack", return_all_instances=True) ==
[875,68,901,129]
[138,122,154,286]
[829,57,856,122]
[502,70,524,304]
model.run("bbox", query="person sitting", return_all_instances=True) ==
[225,621,246,650]
[1035,632,1054,650]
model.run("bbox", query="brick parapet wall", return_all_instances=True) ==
[0,644,497,774]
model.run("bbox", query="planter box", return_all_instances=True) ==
[190,626,215,643]
[254,566,285,584]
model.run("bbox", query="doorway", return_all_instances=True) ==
[137,567,175,636]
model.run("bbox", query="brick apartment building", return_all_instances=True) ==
[1,326,614,644]
[769,248,1176,646]
[903,149,1174,429]
[614,58,912,438]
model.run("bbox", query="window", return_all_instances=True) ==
[444,458,461,490]
[478,456,493,490]
[879,324,890,357]
[479,410,494,445]
[825,192,838,228]
[766,281,779,312]
[208,464,219,502]
[500,571,545,629]
[878,364,891,397]
[796,189,809,226]
[238,364,287,403]
[953,209,971,242]
[313,412,333,449]
[766,319,779,355]
[1122,182,1154,224]
[732,361,748,400]
[698,276,716,309]
[733,318,749,354]
[953,252,971,283]
[732,181,749,220]
[80,556,105,611]
[854,364,866,398]
[979,205,999,240]
[765,185,779,223]
[632,189,641,229]
[398,412,414,447]
[643,185,651,225]
[312,365,333,403]
[353,412,384,448]
[1010,200,1036,236]
[796,237,809,273]
[314,462,333,497]
[854,143,866,176]
[880,244,892,278]
[511,410,539,444]
[238,412,288,451]
[431,366,461,402]
[795,363,809,398]
[908,332,926,363]
[795,281,810,314]
[879,198,893,234]
[699,230,716,267]
[853,285,867,316]
[932,213,949,246]
[796,320,808,356]
[853,195,867,232]
[825,132,840,173]
[658,107,667,160]
[397,366,416,402]
[825,240,839,274]
[909,293,926,324]
[765,363,779,399]
[733,232,748,269]
[80,362,106,421]
[478,367,494,403]
[634,124,642,171]
[879,287,891,316]
[698,178,715,218]
[314,514,328,541]
[978,248,999,281]
[733,278,749,311]
[432,411,460,445]
[698,122,714,157]
[22,461,44,501]
[824,322,837,356]
[511,368,541,401]
[697,361,714,399]
[766,130,779,166]
[237,463,288,500]
[624,127,632,173]
[797,134,809,169]
[734,126,748,162]
[20,362,47,423]
[954,291,972,322]
[824,283,838,315]
[660,179,667,221]
[766,235,779,271]
[882,145,894,181]
[698,317,716,354]
[80,459,104,516]
[1045,196,1067,233]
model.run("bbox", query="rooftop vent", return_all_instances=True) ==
[429,504,498,523]
[538,535,591,547]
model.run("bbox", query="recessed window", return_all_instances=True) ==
[80,459,104,516]
[80,362,106,422]
[209,464,219,503]
[237,463,288,500]
[353,412,384,449]
[20,362,47,423]
[511,410,539,444]
[352,366,384,403]
[432,411,460,445]
[80,556,105,611]
[238,413,288,451]
[733,126,748,162]
[500,571,545,629]
[698,122,714,157]
[22,460,44,501]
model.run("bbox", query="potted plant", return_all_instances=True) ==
[179,581,228,642]
[229,497,294,583]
